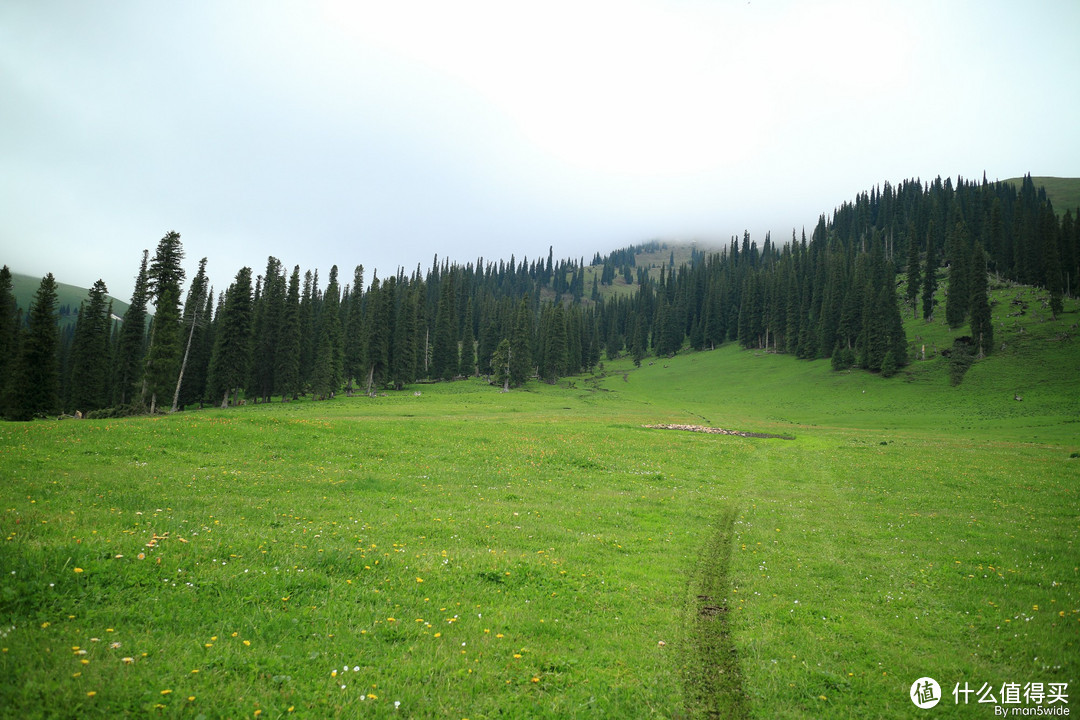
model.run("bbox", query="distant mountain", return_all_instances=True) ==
[10,272,131,327]
[1003,176,1080,216]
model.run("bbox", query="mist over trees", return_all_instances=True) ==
[2,174,1076,419]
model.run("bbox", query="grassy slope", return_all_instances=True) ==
[1004,176,1080,216]
[0,285,1076,718]
[10,272,131,326]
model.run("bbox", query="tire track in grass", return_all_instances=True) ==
[681,508,749,719]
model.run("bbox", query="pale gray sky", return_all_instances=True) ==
[3,0,1078,301]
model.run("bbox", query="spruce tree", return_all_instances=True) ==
[458,308,476,378]
[1045,227,1064,320]
[391,283,418,389]
[0,267,22,405]
[362,275,390,391]
[921,224,938,321]
[275,266,302,401]
[945,222,970,328]
[9,274,61,420]
[143,231,186,412]
[68,279,112,413]
[344,265,365,393]
[905,224,921,318]
[508,298,532,386]
[113,250,151,406]
[431,274,458,380]
[207,267,254,408]
[251,257,285,402]
[969,242,994,358]
[311,265,345,399]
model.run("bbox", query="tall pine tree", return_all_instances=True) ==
[969,242,994,358]
[8,274,61,420]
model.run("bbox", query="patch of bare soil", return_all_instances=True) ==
[645,424,794,440]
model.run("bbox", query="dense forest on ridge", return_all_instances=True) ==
[1,173,1077,420]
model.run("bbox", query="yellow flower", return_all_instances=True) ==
[243,640,251,646]
[74,568,84,573]
[161,689,172,695]
[87,691,97,697]
[531,677,540,683]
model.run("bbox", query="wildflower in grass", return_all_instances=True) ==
[122,657,134,664]
[87,691,96,697]
[161,689,172,695]
[188,696,195,702]
[243,640,251,646]
[110,642,121,649]
[137,553,145,560]
[74,568,84,573]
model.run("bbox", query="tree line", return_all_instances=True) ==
[1,174,1075,419]
[0,235,605,419]
[589,173,1076,374]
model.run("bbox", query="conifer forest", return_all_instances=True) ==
[1,174,1077,420]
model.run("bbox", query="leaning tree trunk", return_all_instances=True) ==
[170,308,200,413]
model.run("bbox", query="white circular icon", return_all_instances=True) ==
[910,677,941,708]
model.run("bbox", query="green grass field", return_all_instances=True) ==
[1,286,1077,718]
[1004,176,1080,216]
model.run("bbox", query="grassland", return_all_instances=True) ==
[1,285,1077,718]
[10,272,131,329]
[1004,176,1080,216]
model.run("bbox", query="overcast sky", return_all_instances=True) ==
[3,0,1079,301]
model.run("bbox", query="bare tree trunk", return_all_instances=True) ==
[170,306,201,413]
[220,390,229,410]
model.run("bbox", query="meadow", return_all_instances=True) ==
[1,286,1077,719]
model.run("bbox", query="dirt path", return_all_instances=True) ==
[681,508,750,719]
[645,423,794,440]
